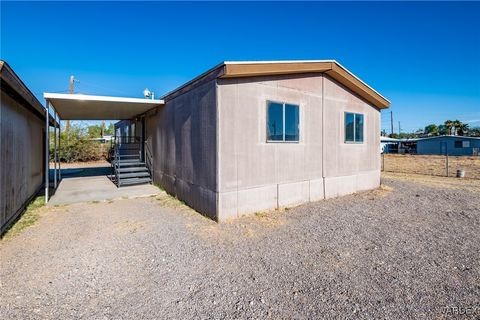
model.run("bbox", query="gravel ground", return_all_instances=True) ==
[1,174,479,319]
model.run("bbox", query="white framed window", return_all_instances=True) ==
[455,140,471,148]
[266,101,300,142]
[345,112,364,143]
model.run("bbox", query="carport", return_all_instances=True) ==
[43,93,164,204]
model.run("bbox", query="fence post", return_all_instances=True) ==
[446,153,449,177]
[381,152,385,172]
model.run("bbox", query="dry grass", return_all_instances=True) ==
[1,196,45,240]
[382,171,480,193]
[359,184,394,200]
[115,220,146,234]
[154,191,195,213]
[383,154,480,179]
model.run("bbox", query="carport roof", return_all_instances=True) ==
[44,93,164,120]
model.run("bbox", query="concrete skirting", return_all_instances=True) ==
[324,170,380,198]
[216,171,379,221]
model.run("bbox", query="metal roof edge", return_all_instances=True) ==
[416,135,480,141]
[331,60,391,104]
[0,60,46,117]
[160,62,226,100]
[44,93,164,104]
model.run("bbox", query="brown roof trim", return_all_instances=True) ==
[221,61,390,109]
[161,60,390,109]
[223,61,332,78]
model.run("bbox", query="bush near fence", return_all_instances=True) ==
[382,154,480,179]
[49,125,110,163]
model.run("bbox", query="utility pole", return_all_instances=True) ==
[101,121,105,138]
[398,121,401,136]
[390,111,394,137]
[67,75,75,131]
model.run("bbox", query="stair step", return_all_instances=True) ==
[118,177,152,186]
[118,172,151,179]
[118,155,139,158]
[117,166,149,173]
[115,161,145,166]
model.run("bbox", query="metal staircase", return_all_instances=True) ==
[111,136,152,187]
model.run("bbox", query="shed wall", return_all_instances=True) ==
[145,79,217,219]
[1,91,44,233]
[417,137,480,156]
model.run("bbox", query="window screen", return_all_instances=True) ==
[345,112,364,143]
[267,101,300,142]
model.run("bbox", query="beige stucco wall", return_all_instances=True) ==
[144,73,381,221]
[144,79,218,219]
[217,73,381,221]
[1,91,44,232]
[323,75,381,198]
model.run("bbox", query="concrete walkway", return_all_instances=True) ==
[48,166,159,206]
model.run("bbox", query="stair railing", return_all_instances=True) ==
[112,135,144,187]
[144,139,154,181]
[112,135,120,187]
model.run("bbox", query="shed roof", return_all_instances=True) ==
[163,60,390,109]
[416,135,480,142]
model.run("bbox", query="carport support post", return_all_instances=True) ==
[58,116,61,181]
[54,111,57,189]
[45,100,50,204]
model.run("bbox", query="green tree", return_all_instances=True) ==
[457,123,469,136]
[105,123,115,135]
[424,124,439,136]
[444,120,454,135]
[87,124,103,138]
[469,126,480,137]
[452,119,463,136]
[438,124,448,135]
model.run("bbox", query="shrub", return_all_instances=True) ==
[49,124,110,163]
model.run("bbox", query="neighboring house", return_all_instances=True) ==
[380,136,418,154]
[90,135,114,143]
[0,61,52,234]
[380,136,400,153]
[416,135,480,156]
[117,60,390,221]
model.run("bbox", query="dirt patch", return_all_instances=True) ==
[383,154,480,179]
[50,160,111,169]
[115,220,147,234]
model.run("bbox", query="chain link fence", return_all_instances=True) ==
[381,154,480,179]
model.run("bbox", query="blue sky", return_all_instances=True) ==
[1,1,479,132]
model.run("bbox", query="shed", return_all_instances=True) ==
[416,135,480,156]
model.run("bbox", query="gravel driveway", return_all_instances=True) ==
[1,173,479,319]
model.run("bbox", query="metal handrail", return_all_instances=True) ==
[144,140,154,179]
[114,136,141,144]
[112,135,120,186]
